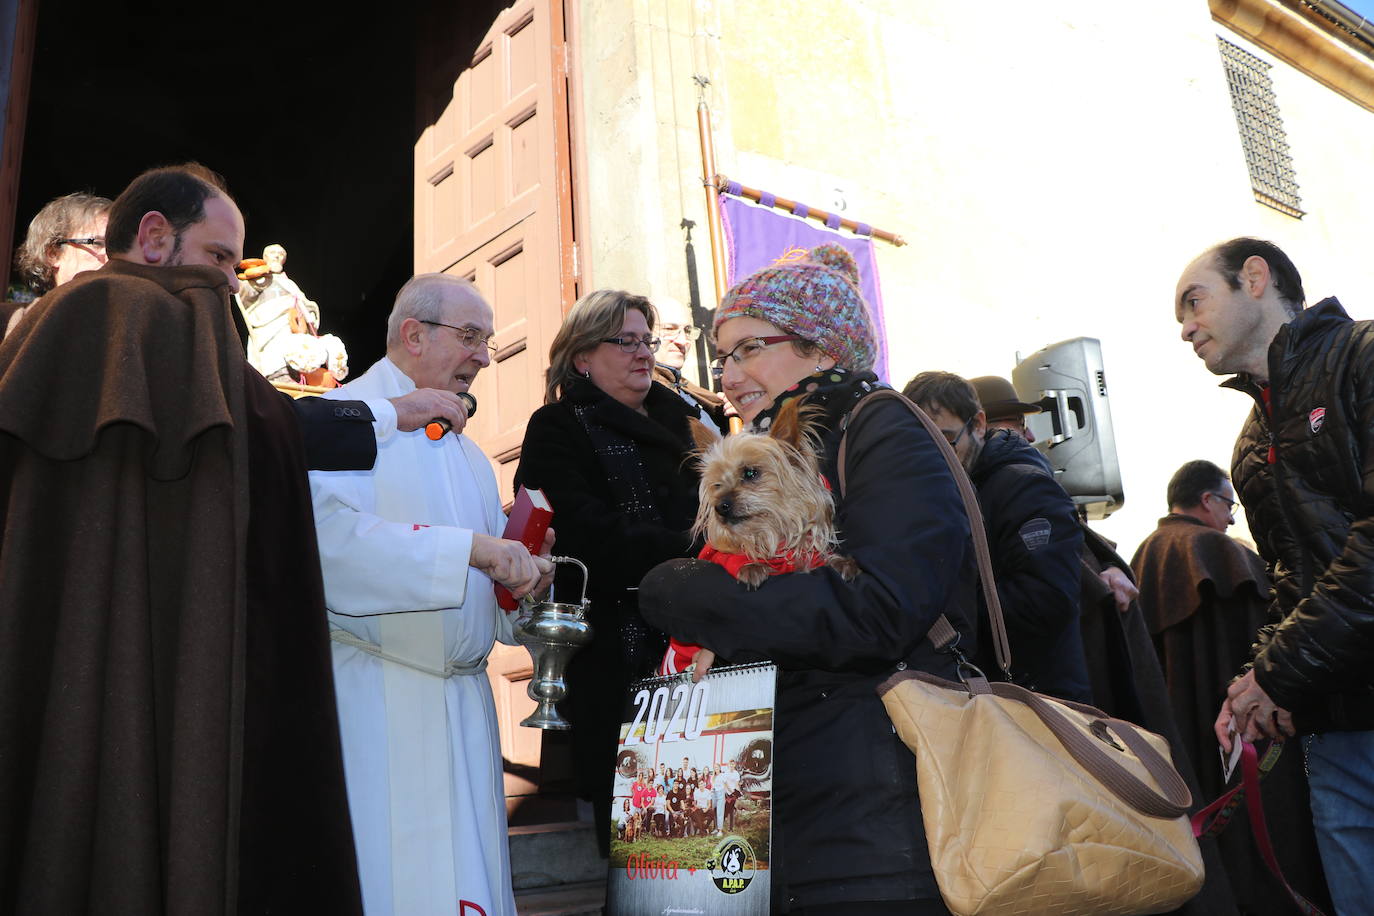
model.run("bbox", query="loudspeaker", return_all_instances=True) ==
[1012,337,1124,519]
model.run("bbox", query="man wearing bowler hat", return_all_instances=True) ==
[970,375,1144,615]
[970,375,1042,444]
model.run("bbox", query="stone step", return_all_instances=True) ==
[507,791,581,827]
[509,819,606,892]
[514,879,605,916]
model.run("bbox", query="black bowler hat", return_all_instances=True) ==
[970,376,1041,419]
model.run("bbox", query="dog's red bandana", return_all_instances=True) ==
[658,543,826,676]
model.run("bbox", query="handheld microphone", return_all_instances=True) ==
[425,392,477,440]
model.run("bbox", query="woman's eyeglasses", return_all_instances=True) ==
[709,335,803,379]
[602,335,661,354]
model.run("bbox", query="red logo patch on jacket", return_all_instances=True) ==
[1309,407,1326,434]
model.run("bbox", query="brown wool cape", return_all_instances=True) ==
[0,260,362,914]
[1131,514,1273,800]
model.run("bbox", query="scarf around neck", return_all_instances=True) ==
[750,366,885,436]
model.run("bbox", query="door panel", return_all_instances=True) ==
[442,218,539,482]
[417,0,571,505]
[416,0,578,808]
[418,1,555,294]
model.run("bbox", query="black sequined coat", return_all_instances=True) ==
[514,378,703,823]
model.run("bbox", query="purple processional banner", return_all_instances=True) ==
[719,183,890,382]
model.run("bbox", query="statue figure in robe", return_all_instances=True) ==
[238,243,348,384]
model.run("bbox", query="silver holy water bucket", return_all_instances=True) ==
[514,555,593,729]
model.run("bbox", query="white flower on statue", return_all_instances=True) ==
[320,333,351,381]
[283,333,328,372]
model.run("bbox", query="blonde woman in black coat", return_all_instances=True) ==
[514,289,720,852]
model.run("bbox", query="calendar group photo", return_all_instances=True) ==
[606,663,776,916]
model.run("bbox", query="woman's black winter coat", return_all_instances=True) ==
[640,393,975,910]
[513,378,705,832]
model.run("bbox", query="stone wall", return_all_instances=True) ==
[574,0,1374,553]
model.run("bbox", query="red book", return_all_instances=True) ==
[495,486,553,611]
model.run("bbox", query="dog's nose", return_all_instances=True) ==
[715,499,733,518]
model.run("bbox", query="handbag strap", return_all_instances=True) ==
[988,680,1192,817]
[838,388,1011,676]
[852,387,1197,818]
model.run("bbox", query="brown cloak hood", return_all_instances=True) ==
[0,260,360,913]
[1132,514,1271,634]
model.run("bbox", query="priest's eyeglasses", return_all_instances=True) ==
[420,320,498,356]
[709,335,803,380]
[602,335,661,354]
[60,236,105,252]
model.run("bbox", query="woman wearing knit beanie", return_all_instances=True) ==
[640,244,974,915]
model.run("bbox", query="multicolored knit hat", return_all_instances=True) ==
[713,243,878,371]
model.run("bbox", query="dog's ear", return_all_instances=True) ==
[688,419,718,454]
[770,399,824,454]
[769,399,806,449]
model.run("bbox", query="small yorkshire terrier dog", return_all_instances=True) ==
[691,399,860,589]
[659,400,860,678]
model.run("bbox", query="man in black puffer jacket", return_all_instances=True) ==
[1176,237,1374,914]
[904,372,1090,702]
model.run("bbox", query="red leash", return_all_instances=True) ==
[1191,739,1327,916]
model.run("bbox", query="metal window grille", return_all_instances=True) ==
[1218,37,1305,218]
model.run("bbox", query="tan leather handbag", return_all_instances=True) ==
[841,390,1205,916]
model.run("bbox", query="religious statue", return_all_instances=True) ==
[237,244,348,385]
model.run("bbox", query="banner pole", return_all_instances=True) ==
[697,91,729,307]
[697,91,743,433]
[713,175,907,248]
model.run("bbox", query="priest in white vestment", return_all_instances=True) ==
[309,274,553,916]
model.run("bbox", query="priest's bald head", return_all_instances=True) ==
[385,274,496,396]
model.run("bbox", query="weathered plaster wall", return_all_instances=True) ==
[576,0,1374,553]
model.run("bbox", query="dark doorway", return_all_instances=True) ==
[12,0,417,371]
[12,0,580,825]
